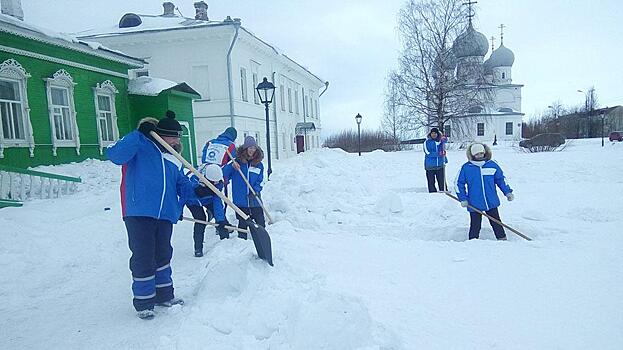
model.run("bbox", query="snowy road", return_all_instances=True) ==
[1,139,622,349]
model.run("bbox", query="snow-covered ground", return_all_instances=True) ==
[1,139,622,349]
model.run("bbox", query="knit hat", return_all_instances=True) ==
[202,163,223,182]
[221,127,237,141]
[156,110,183,137]
[430,127,440,134]
[470,143,486,156]
[242,136,257,149]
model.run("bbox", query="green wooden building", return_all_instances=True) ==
[0,10,200,169]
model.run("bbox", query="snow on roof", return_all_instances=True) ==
[128,76,178,96]
[0,13,144,66]
[75,14,222,38]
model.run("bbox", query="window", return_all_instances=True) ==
[444,125,451,138]
[315,99,319,118]
[255,132,260,147]
[0,59,34,158]
[240,67,247,102]
[281,133,286,151]
[290,133,294,151]
[506,122,513,135]
[294,90,299,115]
[46,70,80,156]
[280,84,285,111]
[287,87,292,113]
[93,80,119,154]
[252,73,259,104]
[502,72,506,79]
[477,123,485,136]
[309,96,314,118]
[191,65,210,100]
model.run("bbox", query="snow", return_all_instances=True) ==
[128,76,178,96]
[75,14,217,39]
[1,139,622,349]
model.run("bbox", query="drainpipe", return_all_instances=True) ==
[319,81,329,97]
[226,17,241,127]
[271,71,279,159]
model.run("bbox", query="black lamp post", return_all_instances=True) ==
[600,110,606,147]
[355,113,362,156]
[256,77,275,178]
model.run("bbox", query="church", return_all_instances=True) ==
[443,11,524,145]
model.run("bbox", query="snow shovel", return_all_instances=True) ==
[182,216,249,235]
[443,191,532,241]
[225,149,274,224]
[150,131,273,266]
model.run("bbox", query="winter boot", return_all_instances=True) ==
[498,236,508,241]
[137,309,155,320]
[156,297,184,308]
[194,250,203,257]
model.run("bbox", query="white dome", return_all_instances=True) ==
[487,44,515,67]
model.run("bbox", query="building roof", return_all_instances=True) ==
[75,13,326,86]
[128,76,200,97]
[0,13,145,68]
[452,24,489,58]
[487,44,515,67]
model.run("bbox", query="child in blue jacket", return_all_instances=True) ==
[423,127,448,192]
[106,112,212,319]
[222,136,265,240]
[455,142,514,240]
[181,163,228,257]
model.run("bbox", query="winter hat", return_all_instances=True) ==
[470,143,486,156]
[242,136,257,149]
[221,127,237,141]
[430,127,440,134]
[156,110,183,137]
[202,163,223,182]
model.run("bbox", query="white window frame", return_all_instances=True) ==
[45,69,80,156]
[279,84,285,111]
[287,87,293,113]
[315,99,319,118]
[0,59,35,158]
[294,89,299,115]
[505,121,513,135]
[281,133,286,151]
[240,67,248,102]
[93,80,120,155]
[252,73,259,104]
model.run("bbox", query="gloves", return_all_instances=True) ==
[506,193,514,202]
[439,150,447,156]
[138,121,157,138]
[460,200,469,208]
[194,185,213,198]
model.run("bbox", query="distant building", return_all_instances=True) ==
[76,1,329,161]
[558,105,623,138]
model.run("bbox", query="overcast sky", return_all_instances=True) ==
[21,0,623,136]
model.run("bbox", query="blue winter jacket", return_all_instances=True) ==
[106,130,199,223]
[222,161,264,208]
[423,136,447,170]
[201,132,236,166]
[456,159,513,212]
[180,174,226,222]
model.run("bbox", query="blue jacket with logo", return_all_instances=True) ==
[456,158,512,212]
[106,130,199,223]
[222,160,264,208]
[201,132,236,166]
[180,173,226,222]
[423,136,447,170]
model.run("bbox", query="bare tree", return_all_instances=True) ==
[390,0,493,139]
[381,71,410,149]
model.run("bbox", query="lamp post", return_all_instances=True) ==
[600,110,606,147]
[256,77,275,178]
[355,113,362,156]
[577,89,591,138]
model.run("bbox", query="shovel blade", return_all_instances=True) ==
[248,221,273,266]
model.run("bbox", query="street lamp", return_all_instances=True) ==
[355,113,362,156]
[600,110,606,147]
[256,77,275,178]
[577,89,591,138]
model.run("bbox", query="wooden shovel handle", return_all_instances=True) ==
[149,131,250,221]
[182,216,249,234]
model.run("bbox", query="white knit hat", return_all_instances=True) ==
[470,143,486,156]
[202,163,223,182]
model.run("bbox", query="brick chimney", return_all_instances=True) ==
[1,0,24,20]
[162,2,175,17]
[194,1,208,21]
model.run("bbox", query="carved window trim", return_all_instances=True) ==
[0,59,35,158]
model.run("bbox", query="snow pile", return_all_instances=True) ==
[1,138,622,349]
[128,76,178,96]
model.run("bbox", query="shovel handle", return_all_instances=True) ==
[225,149,274,224]
[149,131,250,221]
[443,191,532,241]
[182,216,249,234]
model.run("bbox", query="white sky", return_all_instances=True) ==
[21,0,623,136]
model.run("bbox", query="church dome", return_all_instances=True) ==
[435,48,457,71]
[452,24,489,58]
[488,44,515,67]
[483,57,493,74]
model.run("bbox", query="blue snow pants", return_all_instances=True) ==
[124,216,175,311]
